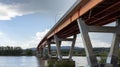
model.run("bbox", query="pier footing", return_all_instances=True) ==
[47,59,75,67]
[99,64,120,67]
[54,60,75,67]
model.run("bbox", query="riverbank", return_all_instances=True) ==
[0,46,35,56]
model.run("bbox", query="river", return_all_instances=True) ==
[0,56,91,67]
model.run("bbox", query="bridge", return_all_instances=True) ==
[37,0,120,67]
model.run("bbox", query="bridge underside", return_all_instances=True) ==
[55,0,120,39]
[37,0,120,67]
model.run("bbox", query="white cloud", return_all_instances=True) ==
[0,29,49,49]
[0,32,18,46]
[76,33,112,48]
[0,0,113,49]
[0,29,114,49]
[36,29,49,40]
[25,29,50,48]
[61,22,116,48]
[61,34,112,48]
[0,32,4,35]
[0,3,22,20]
[91,40,111,47]
[0,0,77,20]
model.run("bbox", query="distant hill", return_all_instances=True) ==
[29,46,110,53]
[27,48,36,51]
[50,46,81,50]
[28,46,81,51]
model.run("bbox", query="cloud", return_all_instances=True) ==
[0,32,17,46]
[0,29,49,49]
[0,28,114,49]
[18,29,50,49]
[61,33,112,48]
[0,0,113,49]
[26,29,50,48]
[0,3,21,20]
[0,0,77,20]
[61,23,116,48]
[36,29,50,40]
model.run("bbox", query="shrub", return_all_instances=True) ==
[54,61,75,67]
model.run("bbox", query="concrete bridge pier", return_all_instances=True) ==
[54,34,77,61]
[106,19,120,65]
[37,18,120,67]
[77,18,98,67]
[68,35,77,61]
[36,50,40,57]
[42,47,47,59]
[41,48,44,58]
[54,35,62,60]
[77,18,120,67]
[47,41,52,58]
[50,34,76,67]
[37,48,44,58]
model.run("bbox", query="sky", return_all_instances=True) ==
[0,0,116,49]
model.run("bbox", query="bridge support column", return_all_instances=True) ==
[39,48,43,58]
[54,35,62,60]
[54,34,77,61]
[106,19,120,64]
[43,47,46,58]
[36,49,41,57]
[77,18,98,67]
[68,35,77,61]
[47,41,52,58]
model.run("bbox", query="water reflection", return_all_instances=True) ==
[36,57,46,67]
[0,56,41,67]
[0,56,90,67]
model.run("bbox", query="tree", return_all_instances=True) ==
[25,49,33,56]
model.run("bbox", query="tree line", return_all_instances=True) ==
[0,46,35,56]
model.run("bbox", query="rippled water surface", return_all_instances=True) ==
[0,56,89,67]
[0,56,46,67]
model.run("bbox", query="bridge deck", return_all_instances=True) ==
[37,0,120,49]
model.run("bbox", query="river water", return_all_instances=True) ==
[0,56,90,67]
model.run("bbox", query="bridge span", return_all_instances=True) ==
[37,0,120,67]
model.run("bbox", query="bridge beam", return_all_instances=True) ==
[106,18,120,64]
[77,18,98,67]
[88,26,116,33]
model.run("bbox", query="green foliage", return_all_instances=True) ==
[0,46,35,56]
[99,57,106,64]
[47,59,57,67]
[0,46,23,56]
[54,61,75,67]
[99,49,120,64]
[25,49,33,56]
[47,59,75,67]
[119,49,120,64]
[96,52,108,57]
